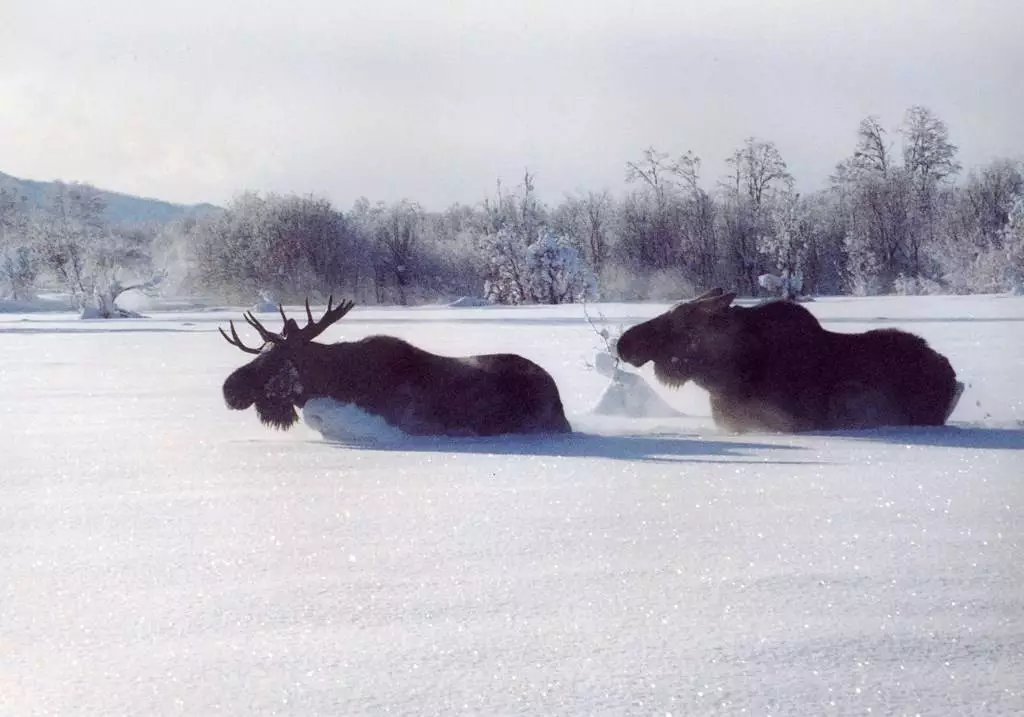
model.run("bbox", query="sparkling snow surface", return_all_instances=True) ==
[2,295,1022,716]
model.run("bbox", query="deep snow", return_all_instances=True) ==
[1,294,1022,715]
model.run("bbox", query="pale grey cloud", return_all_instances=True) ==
[2,0,1021,209]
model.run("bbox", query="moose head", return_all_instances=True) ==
[614,288,746,391]
[220,297,355,430]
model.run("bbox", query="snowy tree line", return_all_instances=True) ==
[0,181,159,315]
[2,105,1023,313]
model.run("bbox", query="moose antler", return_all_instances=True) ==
[220,296,355,354]
[218,319,266,354]
[243,311,286,345]
[282,295,356,343]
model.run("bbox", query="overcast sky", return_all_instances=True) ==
[2,0,1021,210]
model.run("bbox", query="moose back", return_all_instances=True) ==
[615,288,961,433]
[219,297,571,436]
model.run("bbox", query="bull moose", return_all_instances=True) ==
[220,297,572,436]
[614,288,962,433]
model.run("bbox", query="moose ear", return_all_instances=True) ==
[700,291,737,312]
[692,287,725,301]
[281,317,301,337]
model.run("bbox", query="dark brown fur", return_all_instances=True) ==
[615,288,960,433]
[221,300,571,437]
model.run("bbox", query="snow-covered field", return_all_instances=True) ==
[2,294,1022,716]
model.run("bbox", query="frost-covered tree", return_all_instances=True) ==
[621,149,675,269]
[0,245,38,301]
[482,230,596,305]
[620,147,705,275]
[479,171,565,304]
[81,224,161,317]
[349,198,426,305]
[83,273,165,318]
[523,232,597,304]
[190,192,363,302]
[831,114,934,292]
[798,190,848,296]
[724,138,794,207]
[898,106,961,280]
[0,187,37,300]
[616,187,678,275]
[900,106,961,193]
[996,194,1024,293]
[832,116,893,181]
[614,147,722,297]
[626,147,680,205]
[843,230,884,296]
[930,159,1023,293]
[550,190,613,276]
[375,199,423,306]
[484,170,545,243]
[754,189,847,297]
[716,138,795,294]
[715,195,762,295]
[759,192,810,298]
[32,181,104,305]
[28,182,164,316]
[482,227,529,304]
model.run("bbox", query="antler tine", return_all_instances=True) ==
[243,311,285,344]
[219,320,263,354]
[325,298,356,323]
[277,303,288,328]
[305,297,315,326]
[289,295,356,343]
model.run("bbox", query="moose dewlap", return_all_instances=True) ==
[615,288,961,433]
[219,297,572,437]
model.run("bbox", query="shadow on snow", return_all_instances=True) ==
[809,423,1024,450]
[301,423,1024,462]
[310,430,813,465]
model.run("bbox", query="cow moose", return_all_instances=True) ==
[219,297,572,436]
[614,288,962,433]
